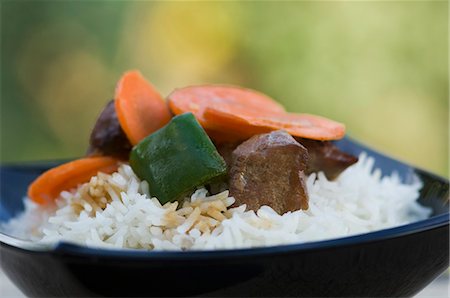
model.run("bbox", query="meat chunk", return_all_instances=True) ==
[229,130,309,214]
[216,141,241,168]
[296,138,358,180]
[87,100,132,159]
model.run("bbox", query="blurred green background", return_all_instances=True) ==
[1,1,448,177]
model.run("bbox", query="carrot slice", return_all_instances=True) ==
[28,157,120,205]
[167,85,285,130]
[203,103,345,141]
[204,127,254,144]
[168,85,344,141]
[204,110,271,140]
[115,71,172,145]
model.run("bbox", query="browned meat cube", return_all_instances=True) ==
[216,141,241,169]
[87,100,132,159]
[296,138,358,180]
[229,130,309,214]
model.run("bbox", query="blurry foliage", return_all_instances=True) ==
[1,1,448,177]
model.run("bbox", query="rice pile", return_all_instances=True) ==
[3,153,431,250]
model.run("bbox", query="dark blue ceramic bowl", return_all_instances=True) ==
[0,137,448,297]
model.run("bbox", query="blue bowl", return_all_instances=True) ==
[0,137,448,297]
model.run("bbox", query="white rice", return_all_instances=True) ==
[2,153,431,250]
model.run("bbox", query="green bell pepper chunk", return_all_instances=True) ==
[130,112,227,204]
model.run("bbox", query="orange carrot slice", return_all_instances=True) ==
[168,85,285,130]
[168,85,344,141]
[203,103,345,141]
[204,127,254,144]
[115,71,172,145]
[28,157,120,205]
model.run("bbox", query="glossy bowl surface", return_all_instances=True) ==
[0,137,448,297]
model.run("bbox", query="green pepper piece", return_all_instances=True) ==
[130,112,227,204]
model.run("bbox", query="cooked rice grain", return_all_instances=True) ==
[2,153,431,250]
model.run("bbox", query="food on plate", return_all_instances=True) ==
[168,85,286,124]
[229,130,309,214]
[296,138,358,180]
[87,100,132,159]
[115,70,172,145]
[169,85,344,142]
[27,157,120,205]
[203,104,345,141]
[168,85,286,143]
[216,141,241,168]
[216,137,357,182]
[130,113,227,204]
[3,70,431,250]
